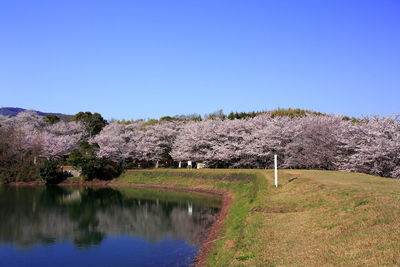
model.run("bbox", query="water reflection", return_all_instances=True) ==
[0,186,221,249]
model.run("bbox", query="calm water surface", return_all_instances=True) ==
[0,186,221,266]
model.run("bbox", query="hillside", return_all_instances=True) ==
[0,107,73,121]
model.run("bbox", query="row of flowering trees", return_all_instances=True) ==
[0,111,85,182]
[94,113,400,178]
[1,110,399,181]
[0,111,84,160]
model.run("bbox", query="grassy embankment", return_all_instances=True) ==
[117,169,400,266]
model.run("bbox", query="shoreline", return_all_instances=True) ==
[7,179,232,266]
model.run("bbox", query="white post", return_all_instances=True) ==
[274,154,278,187]
[178,161,182,168]
[188,202,193,215]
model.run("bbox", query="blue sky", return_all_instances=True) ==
[1,0,399,120]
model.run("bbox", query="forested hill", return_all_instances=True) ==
[114,108,360,125]
[0,107,73,121]
[1,107,361,124]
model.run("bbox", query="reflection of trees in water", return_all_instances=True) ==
[0,186,220,248]
[96,201,219,246]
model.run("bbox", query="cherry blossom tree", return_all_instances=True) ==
[283,115,343,170]
[242,115,295,168]
[92,121,150,164]
[40,121,85,158]
[338,115,400,178]
[3,111,45,159]
[137,121,184,165]
[171,113,399,177]
[93,122,135,162]
[171,119,220,165]
[0,111,85,160]
[2,109,399,179]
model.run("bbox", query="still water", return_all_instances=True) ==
[0,186,221,266]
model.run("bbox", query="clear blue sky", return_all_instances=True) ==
[1,0,399,120]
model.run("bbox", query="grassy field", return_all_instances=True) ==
[117,169,400,266]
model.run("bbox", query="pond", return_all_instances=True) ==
[0,186,222,266]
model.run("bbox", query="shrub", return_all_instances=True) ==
[67,141,122,180]
[39,159,63,184]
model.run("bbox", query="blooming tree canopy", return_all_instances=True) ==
[2,110,399,179]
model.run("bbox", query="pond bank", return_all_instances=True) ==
[108,182,232,266]
[117,169,400,266]
[116,169,262,266]
[7,174,235,267]
[8,169,400,265]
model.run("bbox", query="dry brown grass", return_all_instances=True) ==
[239,170,400,266]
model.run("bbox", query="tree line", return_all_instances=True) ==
[0,109,399,183]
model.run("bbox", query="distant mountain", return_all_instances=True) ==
[0,107,73,121]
